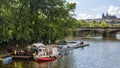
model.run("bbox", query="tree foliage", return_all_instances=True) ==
[0,0,77,45]
[77,20,113,27]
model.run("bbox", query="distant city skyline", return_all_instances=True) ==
[67,0,120,20]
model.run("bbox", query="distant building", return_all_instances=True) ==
[84,12,120,24]
[102,13,117,19]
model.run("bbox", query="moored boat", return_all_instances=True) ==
[31,43,59,62]
[37,57,55,61]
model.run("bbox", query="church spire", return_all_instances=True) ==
[106,12,108,16]
[102,13,104,19]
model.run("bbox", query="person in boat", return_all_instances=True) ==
[80,41,84,45]
[32,46,38,55]
[35,48,38,55]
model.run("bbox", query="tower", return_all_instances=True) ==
[106,12,108,16]
[102,13,105,19]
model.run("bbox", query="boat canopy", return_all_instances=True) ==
[32,43,45,47]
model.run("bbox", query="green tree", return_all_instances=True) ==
[98,21,107,27]
[0,0,77,46]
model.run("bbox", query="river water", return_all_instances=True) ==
[1,35,120,68]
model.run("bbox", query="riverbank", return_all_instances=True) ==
[0,44,18,58]
[0,46,10,58]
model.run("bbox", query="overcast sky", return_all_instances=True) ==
[67,0,120,20]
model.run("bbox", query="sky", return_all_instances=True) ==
[67,0,120,20]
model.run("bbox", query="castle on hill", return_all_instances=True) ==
[102,13,117,19]
[85,12,120,24]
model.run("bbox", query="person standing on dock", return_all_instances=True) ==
[27,45,32,52]
[14,50,17,55]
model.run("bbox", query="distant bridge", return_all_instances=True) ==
[76,27,120,37]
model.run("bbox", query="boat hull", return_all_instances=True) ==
[37,57,55,62]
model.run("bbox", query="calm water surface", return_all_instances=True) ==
[1,35,120,68]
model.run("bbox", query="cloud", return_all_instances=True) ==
[92,6,107,11]
[92,8,99,11]
[119,11,120,14]
[67,0,80,4]
[108,5,120,15]
[75,13,101,19]
[78,14,93,19]
[95,15,101,18]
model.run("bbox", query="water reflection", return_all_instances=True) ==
[1,35,120,68]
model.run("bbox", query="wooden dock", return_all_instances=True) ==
[12,56,33,59]
[0,53,12,58]
[59,44,89,55]
[75,44,89,48]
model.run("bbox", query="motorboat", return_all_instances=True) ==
[32,43,59,62]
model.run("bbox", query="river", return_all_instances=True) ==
[1,35,120,68]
